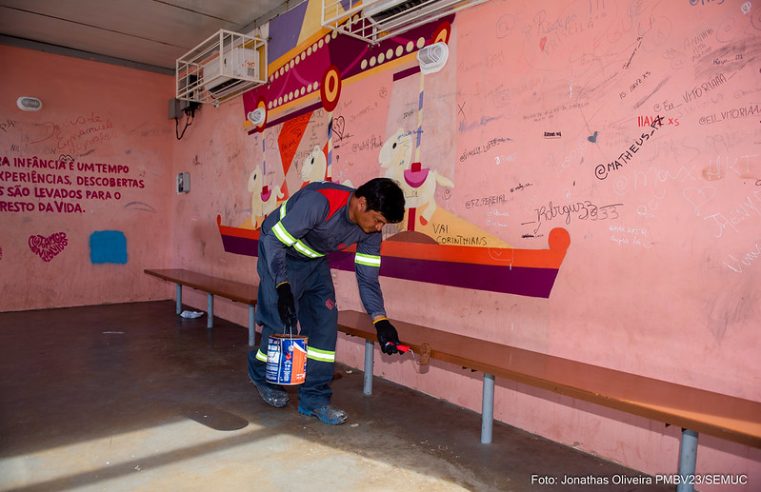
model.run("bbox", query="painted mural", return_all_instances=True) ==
[218,5,571,299]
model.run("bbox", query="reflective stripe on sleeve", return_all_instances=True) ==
[355,252,381,267]
[273,199,325,258]
[293,240,325,258]
[272,221,296,247]
[307,346,335,362]
[256,350,268,362]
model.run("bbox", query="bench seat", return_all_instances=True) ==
[337,309,761,490]
[145,269,258,345]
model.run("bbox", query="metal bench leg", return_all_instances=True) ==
[363,339,374,395]
[248,304,255,346]
[481,373,495,444]
[207,294,214,329]
[175,284,182,314]
[677,428,698,492]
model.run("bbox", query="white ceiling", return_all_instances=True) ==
[0,0,293,73]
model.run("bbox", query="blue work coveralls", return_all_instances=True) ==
[248,181,387,410]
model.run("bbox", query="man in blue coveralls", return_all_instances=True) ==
[248,177,406,425]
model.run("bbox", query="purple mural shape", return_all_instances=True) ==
[267,2,310,63]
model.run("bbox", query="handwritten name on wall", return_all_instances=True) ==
[0,155,145,214]
[3,113,114,156]
[459,137,513,163]
[522,200,624,236]
[595,116,666,180]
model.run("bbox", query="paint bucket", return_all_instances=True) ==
[265,334,308,385]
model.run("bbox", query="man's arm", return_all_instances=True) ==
[355,234,402,354]
[354,233,386,319]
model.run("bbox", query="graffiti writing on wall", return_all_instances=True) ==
[725,242,761,273]
[595,116,666,180]
[4,113,115,156]
[523,200,624,236]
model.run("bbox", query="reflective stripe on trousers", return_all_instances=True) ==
[247,239,338,409]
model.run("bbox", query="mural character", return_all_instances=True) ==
[248,164,284,229]
[300,145,329,184]
[301,145,354,188]
[379,128,454,226]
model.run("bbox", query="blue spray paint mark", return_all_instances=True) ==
[89,230,128,264]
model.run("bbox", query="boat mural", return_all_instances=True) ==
[219,4,571,299]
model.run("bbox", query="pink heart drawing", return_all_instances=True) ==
[28,232,68,262]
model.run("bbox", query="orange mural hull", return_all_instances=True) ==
[216,215,570,298]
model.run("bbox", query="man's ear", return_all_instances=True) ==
[360,196,367,211]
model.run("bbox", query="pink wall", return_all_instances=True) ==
[2,0,759,487]
[0,45,175,310]
[168,97,259,319]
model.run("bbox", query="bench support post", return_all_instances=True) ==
[248,304,255,346]
[363,340,374,395]
[207,294,214,329]
[677,428,698,492]
[481,373,495,444]
[175,284,182,314]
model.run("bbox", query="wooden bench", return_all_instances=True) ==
[337,309,761,489]
[145,269,258,346]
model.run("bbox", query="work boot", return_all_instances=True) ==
[250,377,289,408]
[298,404,348,425]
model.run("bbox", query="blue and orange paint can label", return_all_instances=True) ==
[265,334,307,385]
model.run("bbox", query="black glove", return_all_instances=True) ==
[276,283,297,330]
[374,319,401,355]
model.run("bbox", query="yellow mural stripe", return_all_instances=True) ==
[266,51,418,121]
[298,0,329,46]
[269,28,333,76]
[268,91,321,121]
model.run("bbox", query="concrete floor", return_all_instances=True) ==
[0,301,673,492]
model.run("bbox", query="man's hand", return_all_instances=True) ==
[276,283,297,330]
[374,319,401,355]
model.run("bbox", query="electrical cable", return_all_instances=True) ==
[175,108,195,140]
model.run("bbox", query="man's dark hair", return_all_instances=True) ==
[356,178,405,223]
